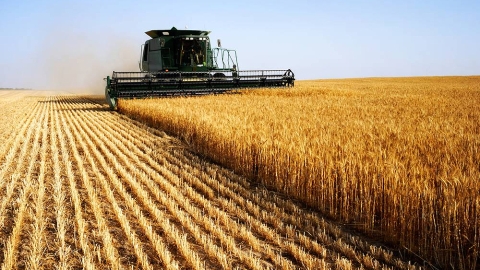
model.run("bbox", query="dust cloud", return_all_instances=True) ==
[36,29,139,94]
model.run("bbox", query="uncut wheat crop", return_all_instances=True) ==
[0,90,419,269]
[119,76,480,269]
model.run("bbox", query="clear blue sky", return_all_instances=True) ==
[1,0,479,90]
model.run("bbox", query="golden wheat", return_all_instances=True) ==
[119,76,480,269]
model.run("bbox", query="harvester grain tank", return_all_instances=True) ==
[105,27,295,110]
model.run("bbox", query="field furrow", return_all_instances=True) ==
[0,91,418,269]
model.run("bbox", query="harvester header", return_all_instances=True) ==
[105,27,295,110]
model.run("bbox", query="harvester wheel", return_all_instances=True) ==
[105,86,117,110]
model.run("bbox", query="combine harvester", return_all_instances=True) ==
[105,27,295,110]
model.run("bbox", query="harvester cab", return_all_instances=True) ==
[105,27,294,110]
[139,28,237,72]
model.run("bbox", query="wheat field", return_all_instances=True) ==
[119,76,480,269]
[0,90,419,269]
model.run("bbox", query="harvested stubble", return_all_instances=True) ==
[119,76,480,269]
